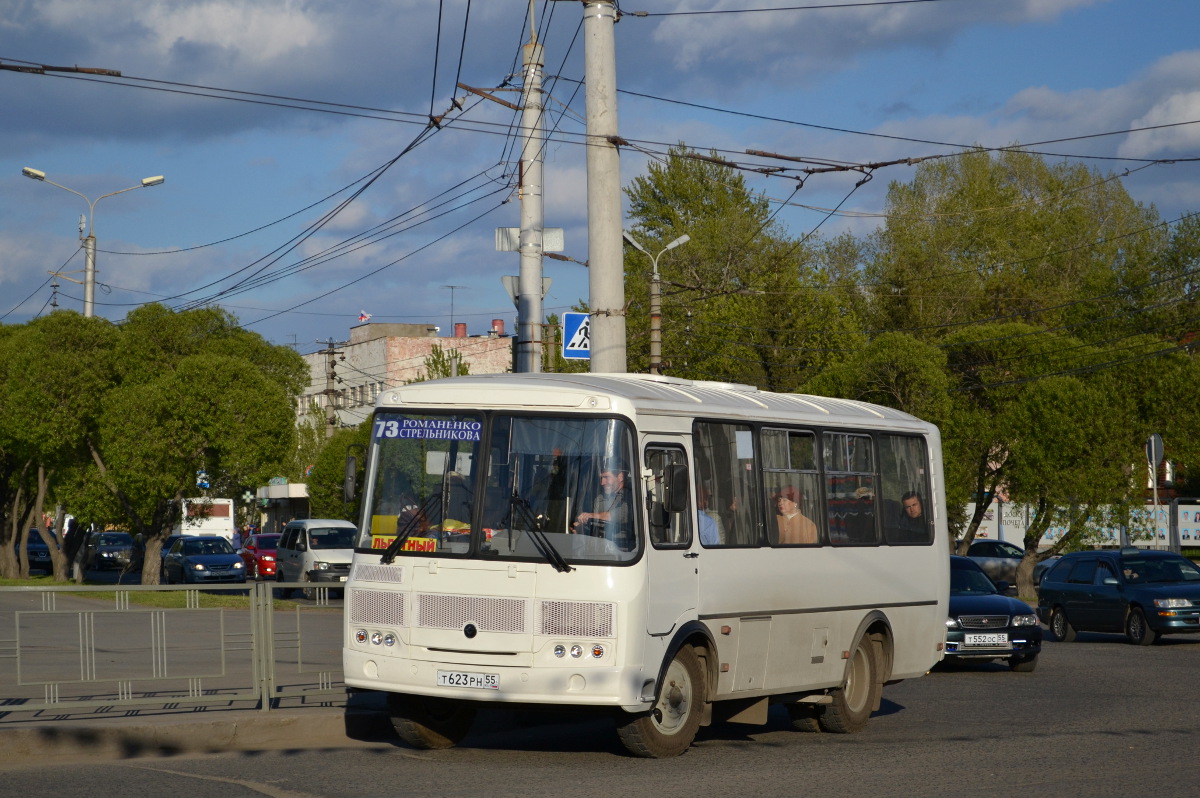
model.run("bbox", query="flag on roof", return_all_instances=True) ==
[358,311,372,323]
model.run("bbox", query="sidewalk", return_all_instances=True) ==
[0,690,396,767]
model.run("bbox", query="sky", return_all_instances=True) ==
[2,0,1199,357]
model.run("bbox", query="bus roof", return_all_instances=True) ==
[377,373,933,431]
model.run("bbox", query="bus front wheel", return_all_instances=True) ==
[387,694,476,749]
[817,635,881,734]
[616,645,704,758]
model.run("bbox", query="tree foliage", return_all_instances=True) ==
[624,145,1198,596]
[623,145,864,390]
[0,304,308,583]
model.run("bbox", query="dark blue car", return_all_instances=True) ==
[1036,548,1200,645]
[944,556,1042,671]
[162,535,246,584]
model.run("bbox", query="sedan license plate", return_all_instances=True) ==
[437,670,499,690]
[964,632,1010,647]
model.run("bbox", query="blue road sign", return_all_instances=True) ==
[562,312,591,360]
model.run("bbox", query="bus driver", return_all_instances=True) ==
[573,462,631,535]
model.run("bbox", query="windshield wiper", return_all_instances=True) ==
[508,491,573,573]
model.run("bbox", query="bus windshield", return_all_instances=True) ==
[362,411,638,565]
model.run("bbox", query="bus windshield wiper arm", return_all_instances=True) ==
[509,492,573,573]
[380,494,440,565]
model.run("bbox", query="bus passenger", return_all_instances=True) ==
[697,484,724,546]
[774,486,817,544]
[895,490,927,540]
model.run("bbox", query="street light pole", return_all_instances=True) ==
[623,232,691,376]
[22,167,165,318]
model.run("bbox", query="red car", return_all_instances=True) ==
[240,533,281,579]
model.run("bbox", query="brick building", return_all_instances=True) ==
[299,320,512,428]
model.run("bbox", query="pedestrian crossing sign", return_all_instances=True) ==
[562,312,591,360]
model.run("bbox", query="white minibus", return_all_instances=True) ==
[343,373,948,757]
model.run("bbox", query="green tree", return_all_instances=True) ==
[624,145,857,389]
[0,313,118,579]
[0,304,309,584]
[307,421,371,521]
[409,344,471,383]
[866,148,1164,341]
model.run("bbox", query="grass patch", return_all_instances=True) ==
[0,574,328,611]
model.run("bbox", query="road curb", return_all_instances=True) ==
[0,704,394,767]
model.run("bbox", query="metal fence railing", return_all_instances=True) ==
[0,580,345,720]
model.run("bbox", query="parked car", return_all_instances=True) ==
[276,519,356,599]
[239,533,281,580]
[84,531,143,572]
[25,529,53,573]
[1036,548,1200,645]
[966,539,1057,587]
[162,535,246,584]
[944,556,1042,671]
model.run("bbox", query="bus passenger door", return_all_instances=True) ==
[644,445,699,635]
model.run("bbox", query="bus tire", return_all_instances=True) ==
[616,645,704,758]
[786,703,821,732]
[817,635,881,734]
[387,694,475,749]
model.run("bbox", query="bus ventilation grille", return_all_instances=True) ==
[418,594,526,633]
[350,589,405,626]
[353,564,404,584]
[539,601,615,638]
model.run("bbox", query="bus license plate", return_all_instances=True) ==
[964,633,1010,647]
[437,670,499,690]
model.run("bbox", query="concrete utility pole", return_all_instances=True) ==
[319,339,345,439]
[582,0,626,373]
[517,3,546,373]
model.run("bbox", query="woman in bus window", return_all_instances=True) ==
[774,486,817,545]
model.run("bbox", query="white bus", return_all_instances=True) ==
[343,373,948,757]
[173,497,236,542]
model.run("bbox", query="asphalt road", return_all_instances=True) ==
[2,629,1197,797]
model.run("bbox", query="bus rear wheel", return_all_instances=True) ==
[817,635,881,734]
[387,694,476,749]
[617,645,704,758]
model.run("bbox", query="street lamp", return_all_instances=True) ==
[22,167,165,318]
[623,231,690,376]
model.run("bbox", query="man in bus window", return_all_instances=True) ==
[573,462,630,536]
[774,486,817,544]
[895,491,927,540]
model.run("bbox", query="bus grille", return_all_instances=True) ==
[539,601,615,638]
[417,594,526,633]
[350,589,405,626]
[353,564,405,584]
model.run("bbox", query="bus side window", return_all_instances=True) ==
[646,447,690,548]
[694,422,761,547]
[879,434,932,545]
[824,432,878,546]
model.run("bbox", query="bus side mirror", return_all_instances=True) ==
[665,464,689,513]
[343,455,358,503]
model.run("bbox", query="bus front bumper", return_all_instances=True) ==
[343,647,653,713]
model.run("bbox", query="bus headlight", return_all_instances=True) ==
[553,644,566,658]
